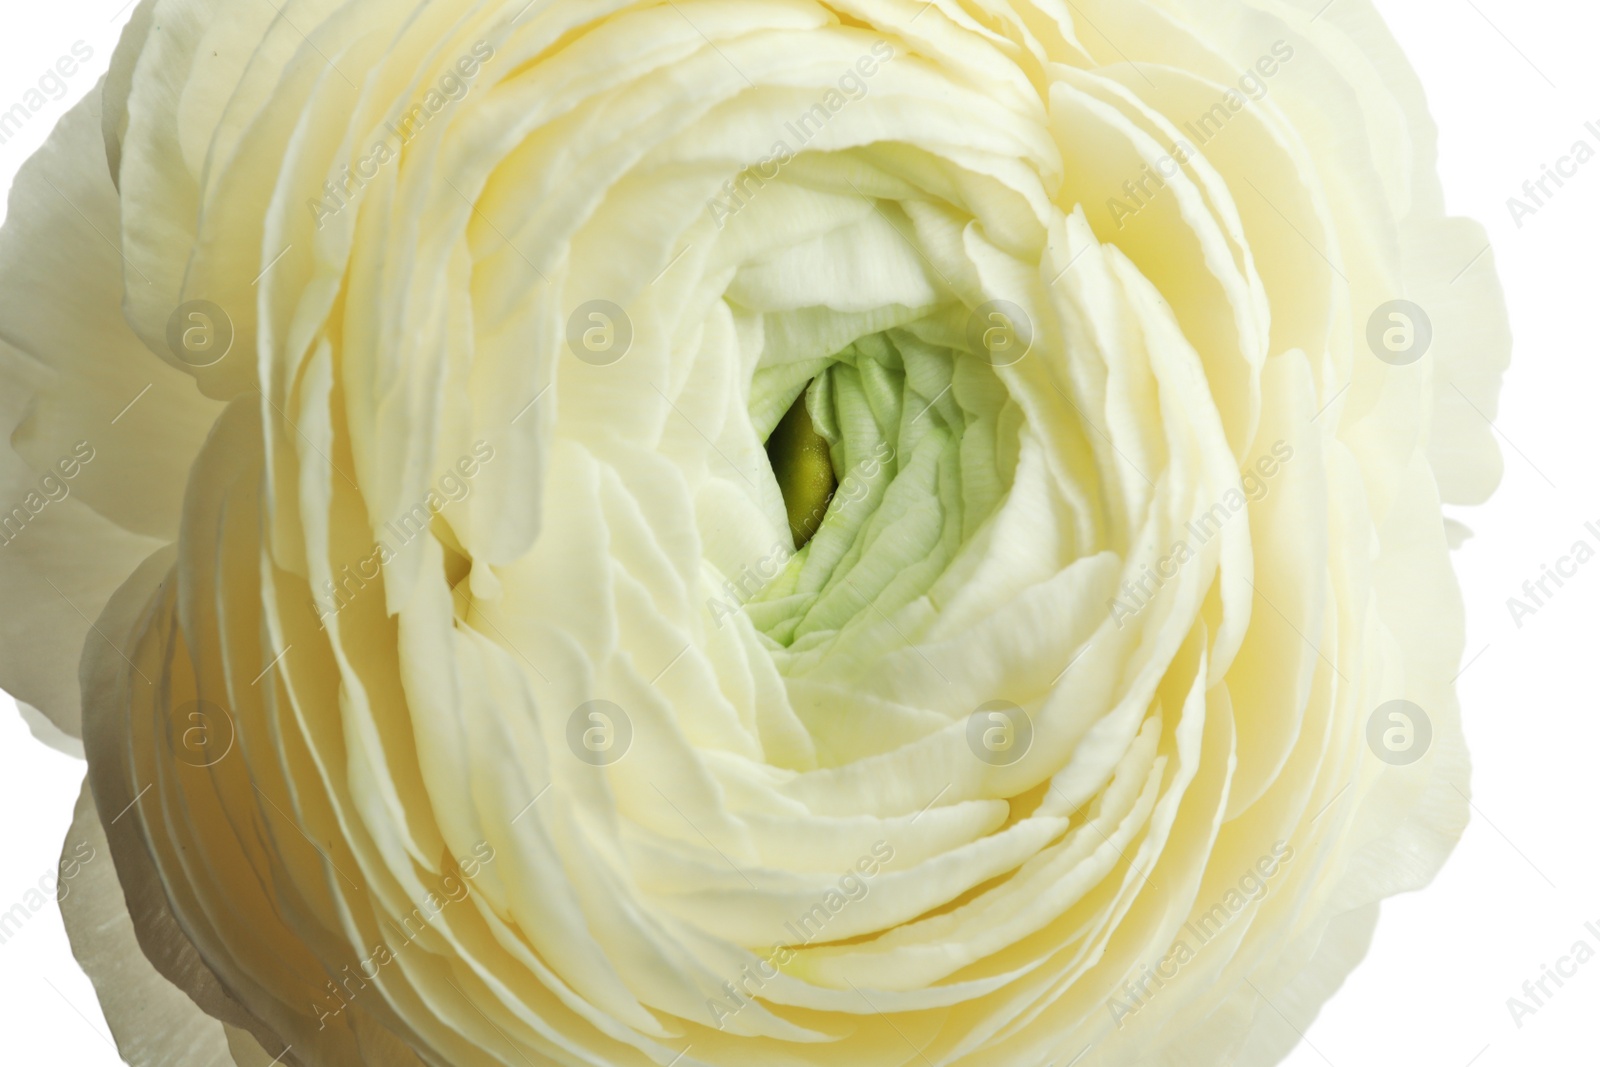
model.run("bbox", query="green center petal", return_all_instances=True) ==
[745,324,1019,658]
[767,388,837,550]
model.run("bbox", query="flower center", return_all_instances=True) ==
[766,388,837,550]
[737,323,1021,660]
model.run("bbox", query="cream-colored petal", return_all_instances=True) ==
[59,779,238,1066]
[5,2,1502,1065]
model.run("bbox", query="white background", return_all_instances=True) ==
[0,1,1594,1064]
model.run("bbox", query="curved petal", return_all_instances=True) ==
[59,778,239,1066]
[0,90,218,736]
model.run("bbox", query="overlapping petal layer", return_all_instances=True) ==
[0,1,1507,1065]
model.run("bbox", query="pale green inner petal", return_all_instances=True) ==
[749,326,1019,660]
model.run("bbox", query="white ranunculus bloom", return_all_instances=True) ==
[0,0,1507,1064]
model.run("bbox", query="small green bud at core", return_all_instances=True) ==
[767,388,836,549]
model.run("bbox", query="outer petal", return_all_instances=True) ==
[59,779,239,1066]
[1,87,221,538]
[0,88,219,736]
[8,3,1506,1066]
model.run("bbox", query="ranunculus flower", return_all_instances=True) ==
[0,0,1508,1064]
